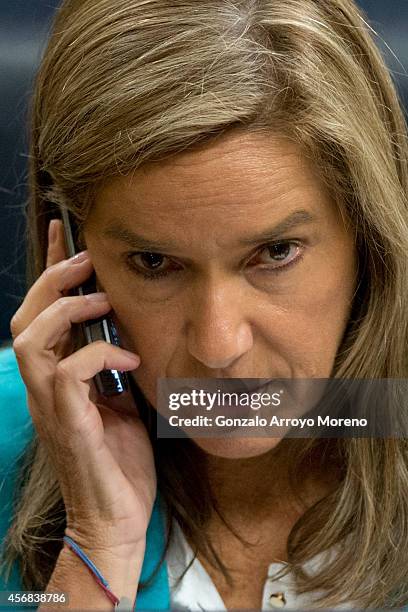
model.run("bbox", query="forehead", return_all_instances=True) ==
[89,131,338,244]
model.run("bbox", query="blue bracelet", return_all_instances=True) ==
[63,535,121,607]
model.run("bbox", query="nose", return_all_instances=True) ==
[186,279,253,370]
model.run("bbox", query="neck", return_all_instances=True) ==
[204,439,340,526]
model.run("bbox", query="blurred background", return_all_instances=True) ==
[0,0,407,345]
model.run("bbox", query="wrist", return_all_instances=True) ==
[64,525,146,562]
[60,537,145,609]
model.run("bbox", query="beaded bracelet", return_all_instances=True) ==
[63,535,133,610]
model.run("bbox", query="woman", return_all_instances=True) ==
[0,0,407,609]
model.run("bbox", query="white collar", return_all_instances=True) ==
[166,518,354,611]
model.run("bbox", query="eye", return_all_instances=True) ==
[249,241,303,272]
[125,252,182,280]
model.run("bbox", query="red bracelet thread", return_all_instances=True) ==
[63,536,120,606]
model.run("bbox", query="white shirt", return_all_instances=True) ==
[166,519,355,610]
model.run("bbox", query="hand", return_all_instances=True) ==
[10,219,157,559]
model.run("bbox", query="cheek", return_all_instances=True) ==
[256,248,356,374]
[109,298,183,400]
[115,303,181,349]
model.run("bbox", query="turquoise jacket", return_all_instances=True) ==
[0,345,170,611]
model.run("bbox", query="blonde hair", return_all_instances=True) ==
[1,0,408,607]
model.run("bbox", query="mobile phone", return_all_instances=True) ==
[59,207,129,396]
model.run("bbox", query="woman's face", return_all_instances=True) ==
[84,131,357,458]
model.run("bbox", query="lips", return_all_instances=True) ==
[234,378,278,394]
[175,378,279,395]
[160,377,286,420]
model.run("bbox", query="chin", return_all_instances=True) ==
[191,436,283,459]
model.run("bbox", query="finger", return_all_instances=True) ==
[10,251,94,339]
[12,294,113,375]
[46,219,67,268]
[53,341,140,435]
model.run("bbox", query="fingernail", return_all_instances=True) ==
[122,350,140,363]
[71,250,90,264]
[85,292,108,302]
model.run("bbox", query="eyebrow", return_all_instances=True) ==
[238,209,318,245]
[102,209,318,251]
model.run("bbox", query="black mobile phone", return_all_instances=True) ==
[60,207,129,396]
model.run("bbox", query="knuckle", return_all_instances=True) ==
[54,359,73,383]
[93,339,107,349]
[41,265,56,284]
[42,261,59,278]
[43,261,67,288]
[54,296,75,314]
[12,332,31,358]
[10,313,21,338]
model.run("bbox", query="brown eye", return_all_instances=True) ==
[125,251,182,280]
[265,243,292,261]
[249,242,303,272]
[139,252,166,269]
